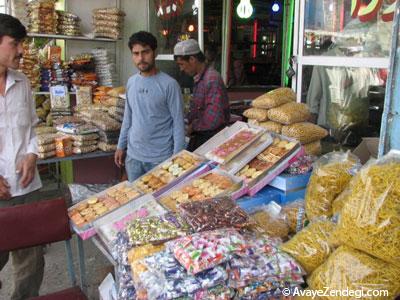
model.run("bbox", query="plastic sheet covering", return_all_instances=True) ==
[308,246,400,300]
[280,220,335,274]
[68,183,113,204]
[305,151,360,219]
[333,151,400,267]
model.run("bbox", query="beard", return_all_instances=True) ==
[137,61,154,73]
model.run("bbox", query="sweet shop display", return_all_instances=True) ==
[158,171,237,211]
[27,0,57,34]
[178,197,249,232]
[19,40,41,89]
[68,182,141,228]
[134,151,203,194]
[126,213,190,246]
[92,7,125,40]
[57,11,81,36]
[236,137,298,182]
[92,48,118,87]
[205,128,262,164]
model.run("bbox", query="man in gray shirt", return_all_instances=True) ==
[115,31,185,181]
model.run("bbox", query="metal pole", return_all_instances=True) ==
[378,0,400,157]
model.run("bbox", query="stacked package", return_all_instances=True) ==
[244,87,328,156]
[105,87,125,123]
[35,95,52,126]
[92,48,118,87]
[92,7,125,40]
[40,46,72,92]
[19,40,41,90]
[49,85,73,123]
[35,127,58,160]
[11,0,29,26]
[69,53,98,90]
[78,108,121,152]
[57,11,81,36]
[27,0,57,34]
[53,116,99,155]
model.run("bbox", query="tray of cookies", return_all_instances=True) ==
[68,181,143,239]
[220,131,273,175]
[133,150,207,196]
[194,121,265,165]
[235,134,303,196]
[157,169,245,212]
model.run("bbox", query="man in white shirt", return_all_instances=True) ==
[0,14,44,299]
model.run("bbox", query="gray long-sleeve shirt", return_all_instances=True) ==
[117,71,185,163]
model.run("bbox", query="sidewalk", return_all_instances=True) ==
[0,237,112,300]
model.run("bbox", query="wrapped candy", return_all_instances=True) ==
[126,213,190,246]
[137,250,228,299]
[167,228,247,275]
[179,197,250,232]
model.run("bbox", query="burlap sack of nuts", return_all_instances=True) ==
[282,122,328,144]
[267,102,311,125]
[252,87,295,109]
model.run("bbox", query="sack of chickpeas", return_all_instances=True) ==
[303,140,322,156]
[267,102,311,125]
[243,107,268,122]
[282,122,328,144]
[252,87,295,109]
[257,121,283,134]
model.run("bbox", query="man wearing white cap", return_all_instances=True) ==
[174,39,230,151]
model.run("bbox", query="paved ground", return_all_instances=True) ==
[0,235,113,300]
[0,179,115,300]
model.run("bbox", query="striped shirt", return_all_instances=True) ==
[188,66,230,132]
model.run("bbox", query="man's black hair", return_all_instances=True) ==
[174,52,206,63]
[128,31,157,51]
[0,13,27,41]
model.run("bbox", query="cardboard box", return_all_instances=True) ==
[352,137,379,164]
[237,187,281,212]
[268,172,311,192]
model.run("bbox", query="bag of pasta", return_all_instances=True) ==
[333,150,400,267]
[305,151,360,220]
[280,220,335,274]
[243,108,268,122]
[308,246,400,300]
[282,122,328,144]
[303,140,322,156]
[267,102,311,125]
[251,87,295,109]
[257,121,283,134]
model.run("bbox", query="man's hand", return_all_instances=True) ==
[16,153,37,189]
[186,123,193,136]
[114,149,126,168]
[0,175,11,200]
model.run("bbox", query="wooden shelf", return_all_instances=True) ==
[28,33,120,42]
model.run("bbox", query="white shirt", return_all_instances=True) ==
[0,69,42,197]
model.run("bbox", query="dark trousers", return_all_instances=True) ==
[187,127,225,152]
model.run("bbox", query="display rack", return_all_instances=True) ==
[28,32,121,42]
